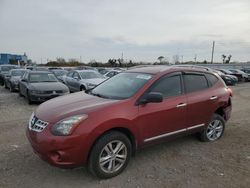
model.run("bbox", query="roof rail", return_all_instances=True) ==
[173,65,211,71]
[127,65,156,70]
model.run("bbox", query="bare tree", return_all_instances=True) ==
[225,55,232,64]
[222,54,226,64]
[172,55,180,64]
[157,56,165,63]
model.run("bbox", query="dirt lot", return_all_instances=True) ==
[0,83,249,188]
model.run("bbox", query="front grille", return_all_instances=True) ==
[29,114,48,132]
[44,90,63,94]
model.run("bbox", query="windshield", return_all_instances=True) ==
[11,70,25,76]
[90,72,152,99]
[29,73,58,82]
[232,70,245,74]
[53,70,68,76]
[222,69,233,74]
[80,71,104,79]
[1,66,16,72]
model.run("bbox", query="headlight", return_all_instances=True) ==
[63,90,70,94]
[51,115,88,136]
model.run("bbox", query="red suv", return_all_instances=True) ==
[26,66,232,178]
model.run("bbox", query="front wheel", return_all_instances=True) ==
[88,131,132,179]
[9,84,14,92]
[4,81,8,89]
[199,114,225,142]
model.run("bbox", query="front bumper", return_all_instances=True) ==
[29,93,67,102]
[10,82,19,90]
[26,126,89,168]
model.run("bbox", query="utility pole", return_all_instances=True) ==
[194,54,197,63]
[211,41,215,64]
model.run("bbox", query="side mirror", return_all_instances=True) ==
[73,76,79,80]
[21,79,27,82]
[140,92,163,104]
[5,74,11,78]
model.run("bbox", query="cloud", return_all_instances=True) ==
[0,0,249,63]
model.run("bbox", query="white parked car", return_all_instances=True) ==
[104,70,122,78]
[64,70,107,92]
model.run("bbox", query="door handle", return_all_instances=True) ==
[176,103,187,108]
[210,96,218,100]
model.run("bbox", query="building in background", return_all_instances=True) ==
[0,53,28,65]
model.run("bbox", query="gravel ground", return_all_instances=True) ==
[0,83,250,188]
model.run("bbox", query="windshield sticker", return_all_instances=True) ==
[136,75,151,80]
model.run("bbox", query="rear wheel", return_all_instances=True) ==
[80,85,86,91]
[199,114,225,142]
[88,131,132,179]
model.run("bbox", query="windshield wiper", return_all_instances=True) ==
[41,81,57,82]
[89,91,110,99]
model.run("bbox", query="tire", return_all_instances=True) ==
[9,84,14,92]
[199,114,225,142]
[88,131,132,179]
[80,85,86,91]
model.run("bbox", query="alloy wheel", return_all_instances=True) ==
[206,119,223,141]
[99,140,127,174]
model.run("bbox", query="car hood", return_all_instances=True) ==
[226,75,237,79]
[35,92,119,123]
[29,82,68,91]
[80,78,106,85]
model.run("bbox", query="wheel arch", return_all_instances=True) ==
[214,97,231,120]
[80,84,87,91]
[87,126,137,163]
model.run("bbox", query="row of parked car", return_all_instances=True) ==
[0,65,123,104]
[0,64,249,104]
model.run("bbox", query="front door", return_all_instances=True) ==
[136,72,188,144]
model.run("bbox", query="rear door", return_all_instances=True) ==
[183,72,218,129]
[19,72,29,96]
[136,72,188,144]
[72,72,81,91]
[65,71,74,91]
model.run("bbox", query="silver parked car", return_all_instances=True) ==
[103,69,122,78]
[19,71,69,104]
[4,69,26,92]
[64,70,106,92]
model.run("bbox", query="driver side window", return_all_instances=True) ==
[73,72,80,79]
[149,74,182,98]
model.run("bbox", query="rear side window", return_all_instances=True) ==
[73,72,80,79]
[184,74,208,93]
[206,73,219,86]
[106,71,115,78]
[67,71,74,77]
[149,75,182,98]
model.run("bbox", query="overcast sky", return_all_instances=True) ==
[0,0,250,63]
